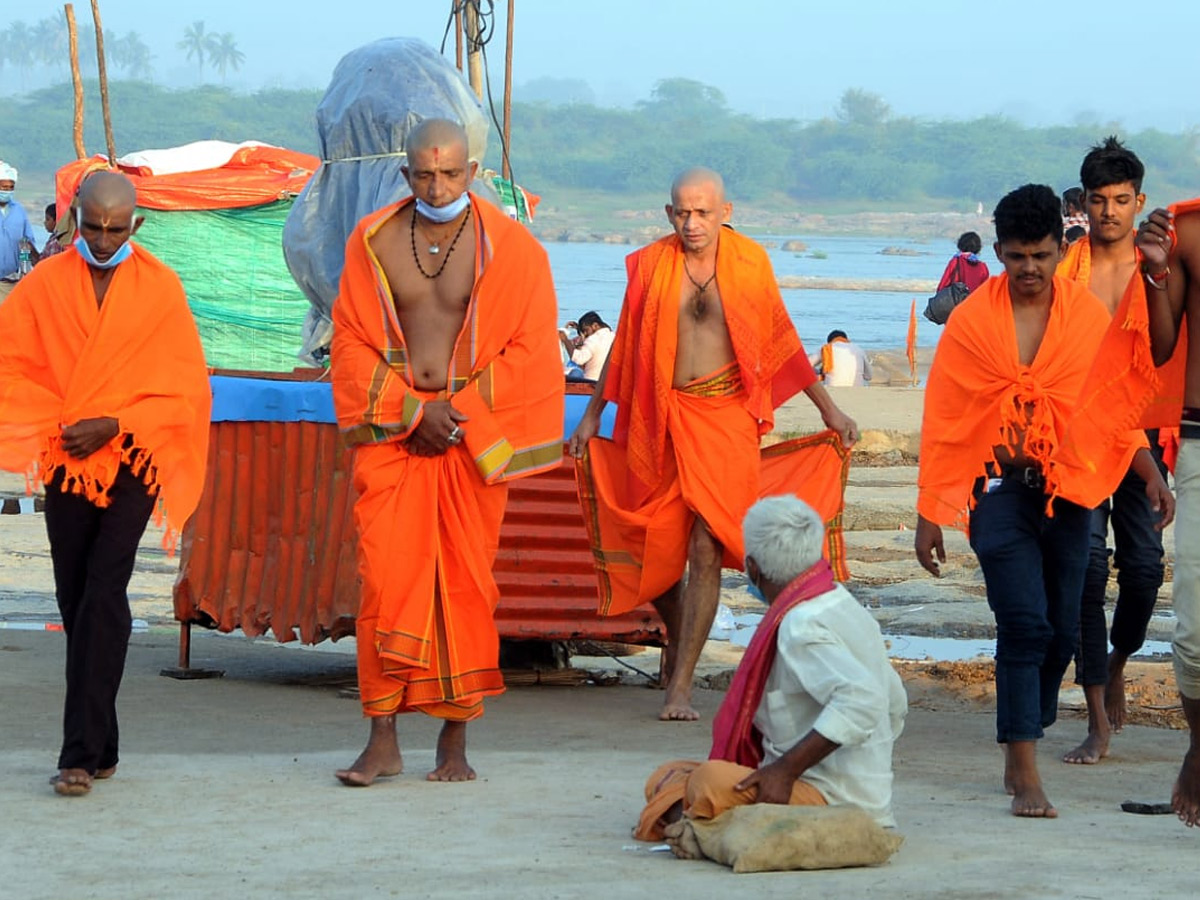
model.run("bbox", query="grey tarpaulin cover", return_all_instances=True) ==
[283,37,499,364]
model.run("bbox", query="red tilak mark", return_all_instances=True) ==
[432,147,440,164]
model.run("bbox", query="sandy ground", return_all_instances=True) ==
[2,379,1196,898]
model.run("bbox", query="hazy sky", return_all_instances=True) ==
[12,0,1200,131]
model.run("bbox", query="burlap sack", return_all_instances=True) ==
[674,803,903,874]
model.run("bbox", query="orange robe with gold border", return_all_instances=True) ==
[577,230,849,617]
[331,195,563,721]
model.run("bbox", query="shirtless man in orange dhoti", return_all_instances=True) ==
[569,168,858,722]
[331,119,562,786]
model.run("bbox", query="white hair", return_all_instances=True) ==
[742,495,825,585]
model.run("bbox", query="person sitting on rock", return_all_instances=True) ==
[633,495,907,842]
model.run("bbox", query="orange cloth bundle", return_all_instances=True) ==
[0,246,211,546]
[919,274,1146,529]
[332,194,563,718]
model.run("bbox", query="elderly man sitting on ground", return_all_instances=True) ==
[635,495,907,845]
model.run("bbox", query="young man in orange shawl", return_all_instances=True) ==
[569,167,857,722]
[0,171,211,797]
[1139,197,1200,826]
[330,119,563,786]
[633,496,906,846]
[1056,138,1180,766]
[915,184,1171,818]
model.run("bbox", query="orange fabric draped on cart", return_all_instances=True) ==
[0,246,210,546]
[332,195,563,720]
[578,231,848,617]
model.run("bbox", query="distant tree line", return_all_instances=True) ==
[2,75,1198,211]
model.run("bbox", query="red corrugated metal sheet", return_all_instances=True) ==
[173,421,664,646]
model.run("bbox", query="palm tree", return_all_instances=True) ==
[205,32,244,83]
[178,20,208,81]
[115,32,153,81]
[5,21,36,90]
[32,13,68,76]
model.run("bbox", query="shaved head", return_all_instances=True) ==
[406,118,469,159]
[78,170,137,211]
[671,167,725,205]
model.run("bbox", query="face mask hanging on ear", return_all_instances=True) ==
[74,236,133,269]
[415,193,470,223]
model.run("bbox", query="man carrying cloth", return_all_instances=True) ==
[0,171,211,796]
[916,184,1171,818]
[1139,195,1200,826]
[569,167,857,722]
[1057,137,1183,765]
[331,119,562,786]
[634,495,906,842]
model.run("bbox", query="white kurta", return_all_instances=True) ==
[753,583,907,826]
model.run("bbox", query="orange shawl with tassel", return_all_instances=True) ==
[0,246,210,545]
[331,194,563,720]
[919,274,1144,528]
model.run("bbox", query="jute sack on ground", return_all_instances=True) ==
[679,803,903,874]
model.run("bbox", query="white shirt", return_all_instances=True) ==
[570,326,615,381]
[754,583,907,826]
[823,341,872,387]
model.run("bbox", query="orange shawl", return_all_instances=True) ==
[332,194,563,480]
[0,246,211,544]
[918,274,1142,528]
[820,336,848,375]
[603,231,817,503]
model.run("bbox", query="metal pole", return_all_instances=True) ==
[502,0,514,181]
[65,4,86,159]
[88,0,117,165]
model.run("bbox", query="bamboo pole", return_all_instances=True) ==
[65,4,86,159]
[502,0,514,181]
[464,2,483,100]
[454,1,464,72]
[89,0,117,165]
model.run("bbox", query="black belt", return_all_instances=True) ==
[995,465,1046,490]
[1181,422,1200,440]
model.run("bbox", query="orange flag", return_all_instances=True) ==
[906,298,918,384]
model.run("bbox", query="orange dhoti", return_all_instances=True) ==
[352,439,508,722]
[579,367,848,616]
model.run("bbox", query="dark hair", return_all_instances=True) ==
[578,311,607,330]
[45,203,56,218]
[994,184,1064,245]
[1061,186,1085,215]
[1065,225,1087,243]
[826,330,847,343]
[956,231,982,254]
[1079,135,1144,194]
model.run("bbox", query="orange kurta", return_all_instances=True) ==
[579,231,848,616]
[331,194,563,721]
[0,245,211,545]
[919,274,1146,529]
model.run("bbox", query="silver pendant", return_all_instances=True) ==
[428,244,440,255]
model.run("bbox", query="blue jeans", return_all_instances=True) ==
[970,478,1090,743]
[1075,434,1167,685]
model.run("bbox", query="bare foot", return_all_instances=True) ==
[95,765,117,780]
[1006,741,1057,818]
[51,768,92,797]
[1063,731,1109,765]
[1011,783,1058,818]
[335,715,403,787]
[659,686,699,722]
[1172,748,1200,827]
[1002,745,1015,795]
[663,819,704,860]
[427,721,476,782]
[1105,658,1128,733]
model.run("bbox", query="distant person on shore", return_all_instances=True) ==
[569,166,857,722]
[38,203,65,263]
[1057,137,1178,767]
[633,496,906,843]
[0,171,211,796]
[1139,193,1200,827]
[559,310,614,381]
[0,161,40,301]
[330,119,563,786]
[1062,187,1089,234]
[813,330,872,387]
[915,184,1165,818]
[936,231,990,294]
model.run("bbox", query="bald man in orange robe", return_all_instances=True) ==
[331,119,562,786]
[570,167,857,722]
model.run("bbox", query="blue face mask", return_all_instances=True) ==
[415,192,470,223]
[0,191,12,204]
[746,581,767,604]
[74,236,133,270]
